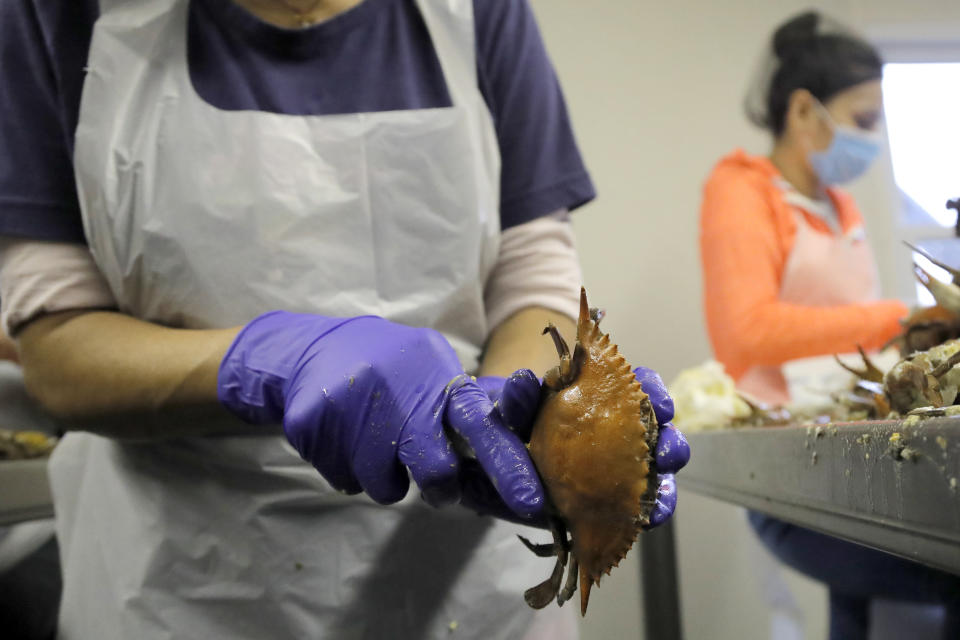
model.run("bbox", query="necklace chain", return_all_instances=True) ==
[274,0,326,27]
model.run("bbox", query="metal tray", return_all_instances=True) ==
[679,417,960,574]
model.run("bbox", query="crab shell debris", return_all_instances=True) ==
[524,287,659,615]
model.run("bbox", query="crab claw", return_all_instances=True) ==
[523,544,567,609]
[914,264,960,315]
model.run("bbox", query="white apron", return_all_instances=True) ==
[55,1,575,637]
[737,191,880,405]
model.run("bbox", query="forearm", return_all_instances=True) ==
[0,331,17,363]
[18,310,242,437]
[713,298,907,375]
[479,306,576,378]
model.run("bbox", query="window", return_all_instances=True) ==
[883,63,960,227]
[882,62,960,304]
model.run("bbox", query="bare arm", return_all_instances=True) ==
[19,306,575,438]
[18,310,243,438]
[478,307,576,378]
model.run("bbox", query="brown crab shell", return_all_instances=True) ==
[528,288,659,615]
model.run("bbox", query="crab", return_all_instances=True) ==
[518,287,658,616]
[836,339,960,415]
[831,345,892,418]
[885,340,960,414]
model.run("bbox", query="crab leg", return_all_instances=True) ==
[557,555,579,606]
[914,264,960,315]
[931,349,960,378]
[543,323,570,359]
[523,524,569,609]
[542,324,582,387]
[905,241,960,284]
[834,346,884,383]
[517,535,557,558]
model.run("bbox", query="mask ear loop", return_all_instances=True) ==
[801,95,838,188]
[811,96,838,136]
[803,96,841,196]
[813,95,884,144]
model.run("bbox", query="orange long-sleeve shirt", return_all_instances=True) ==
[700,149,908,380]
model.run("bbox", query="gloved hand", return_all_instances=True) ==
[458,370,545,525]
[465,367,690,529]
[475,370,542,440]
[217,311,545,521]
[633,366,690,529]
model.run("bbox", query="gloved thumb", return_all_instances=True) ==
[444,375,546,520]
[497,369,541,442]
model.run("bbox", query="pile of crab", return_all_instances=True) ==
[833,238,960,420]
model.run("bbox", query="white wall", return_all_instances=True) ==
[526,1,960,638]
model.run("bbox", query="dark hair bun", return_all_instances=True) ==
[773,11,820,59]
[745,10,882,135]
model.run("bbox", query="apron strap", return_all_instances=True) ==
[783,193,841,236]
[97,0,480,110]
[413,0,479,107]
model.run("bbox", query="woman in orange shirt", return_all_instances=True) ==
[700,12,960,640]
[701,14,907,406]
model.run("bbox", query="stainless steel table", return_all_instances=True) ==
[681,417,960,573]
[640,417,960,640]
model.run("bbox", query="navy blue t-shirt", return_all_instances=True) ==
[0,0,594,244]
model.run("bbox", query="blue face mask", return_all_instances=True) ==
[808,110,883,186]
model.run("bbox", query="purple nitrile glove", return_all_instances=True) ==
[633,366,691,529]
[475,369,541,442]
[217,311,545,521]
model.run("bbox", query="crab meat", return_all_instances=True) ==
[521,287,658,616]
